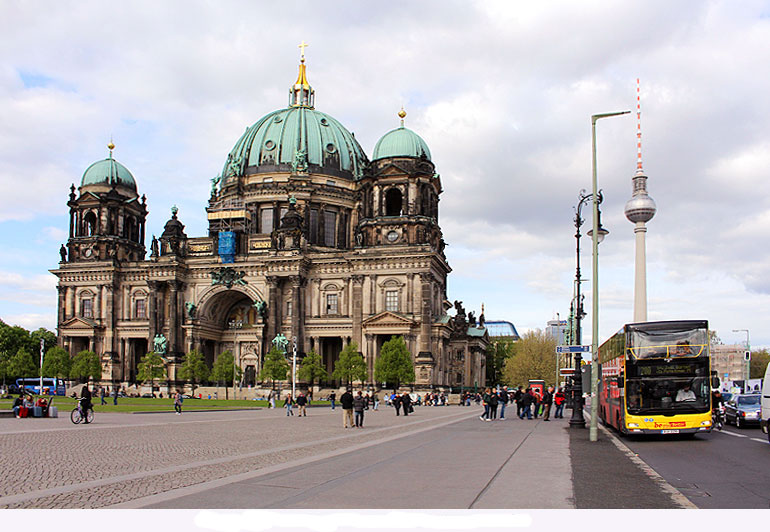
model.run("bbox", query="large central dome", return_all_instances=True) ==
[221,58,368,180]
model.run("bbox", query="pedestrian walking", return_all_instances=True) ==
[514,386,524,417]
[488,389,499,420]
[329,391,337,410]
[284,393,295,416]
[498,386,509,419]
[542,386,554,421]
[112,386,119,406]
[554,387,566,418]
[99,387,106,405]
[532,388,542,418]
[296,393,308,416]
[480,388,491,421]
[174,390,183,415]
[401,392,412,416]
[392,392,402,416]
[268,390,276,409]
[519,388,534,419]
[353,391,366,427]
[340,388,354,428]
[372,392,379,411]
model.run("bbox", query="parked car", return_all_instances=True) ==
[761,362,770,442]
[724,393,761,428]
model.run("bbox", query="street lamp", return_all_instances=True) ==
[732,329,750,388]
[589,110,630,442]
[570,189,608,429]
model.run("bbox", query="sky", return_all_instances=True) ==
[2,0,770,350]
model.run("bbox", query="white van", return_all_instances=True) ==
[761,362,770,441]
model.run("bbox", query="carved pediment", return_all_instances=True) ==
[362,311,416,329]
[60,316,98,330]
[371,162,410,178]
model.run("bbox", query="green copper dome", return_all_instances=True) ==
[372,126,431,161]
[81,155,136,190]
[222,107,368,180]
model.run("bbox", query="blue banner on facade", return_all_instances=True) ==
[218,231,236,263]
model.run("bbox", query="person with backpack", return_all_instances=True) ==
[514,386,524,417]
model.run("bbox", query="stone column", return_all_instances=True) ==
[147,280,162,345]
[312,278,321,317]
[56,285,66,329]
[351,275,364,347]
[168,280,183,356]
[369,275,377,315]
[104,284,115,357]
[289,276,304,354]
[418,272,433,359]
[365,333,375,383]
[266,276,280,341]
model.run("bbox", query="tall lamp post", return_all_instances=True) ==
[589,110,630,442]
[570,190,607,429]
[732,328,750,388]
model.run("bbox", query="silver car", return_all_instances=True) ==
[724,394,761,428]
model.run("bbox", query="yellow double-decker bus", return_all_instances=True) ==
[598,320,716,436]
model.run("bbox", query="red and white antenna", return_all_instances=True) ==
[636,78,643,172]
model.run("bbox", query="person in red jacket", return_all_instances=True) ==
[554,387,567,418]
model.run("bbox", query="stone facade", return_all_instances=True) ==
[50,60,488,391]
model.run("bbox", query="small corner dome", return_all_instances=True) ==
[81,156,137,190]
[372,126,432,162]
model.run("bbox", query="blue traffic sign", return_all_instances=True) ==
[556,345,591,354]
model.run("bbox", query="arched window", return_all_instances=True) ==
[385,188,403,216]
[84,212,97,236]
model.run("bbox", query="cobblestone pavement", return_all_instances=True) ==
[0,404,478,508]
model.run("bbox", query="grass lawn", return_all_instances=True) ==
[0,396,331,414]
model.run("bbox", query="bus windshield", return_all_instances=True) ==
[628,325,708,360]
[625,359,711,415]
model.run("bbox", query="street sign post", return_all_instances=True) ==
[556,345,591,354]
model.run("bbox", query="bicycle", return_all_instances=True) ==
[71,399,94,424]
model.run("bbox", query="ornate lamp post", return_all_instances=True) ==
[570,190,607,429]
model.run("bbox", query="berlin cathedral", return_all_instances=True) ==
[50,52,489,392]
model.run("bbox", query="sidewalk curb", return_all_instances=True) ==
[586,411,697,509]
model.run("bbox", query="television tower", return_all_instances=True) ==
[624,79,657,322]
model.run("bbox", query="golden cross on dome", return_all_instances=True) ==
[298,40,309,62]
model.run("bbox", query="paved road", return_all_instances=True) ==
[0,402,694,510]
[136,411,573,509]
[621,423,770,508]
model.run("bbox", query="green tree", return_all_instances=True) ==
[30,328,57,356]
[70,350,102,383]
[136,352,167,392]
[332,341,367,388]
[177,349,210,397]
[709,330,723,346]
[374,336,414,391]
[750,348,770,379]
[0,321,34,384]
[8,348,37,378]
[486,337,516,386]
[501,329,557,388]
[259,347,290,390]
[297,349,328,400]
[42,346,72,380]
[210,350,242,399]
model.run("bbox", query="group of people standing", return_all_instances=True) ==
[478,386,567,422]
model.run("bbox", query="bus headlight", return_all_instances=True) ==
[628,423,639,428]
[701,420,711,426]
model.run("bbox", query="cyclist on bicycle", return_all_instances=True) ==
[80,385,93,414]
[711,389,724,426]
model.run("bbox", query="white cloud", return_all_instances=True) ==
[1,1,770,347]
